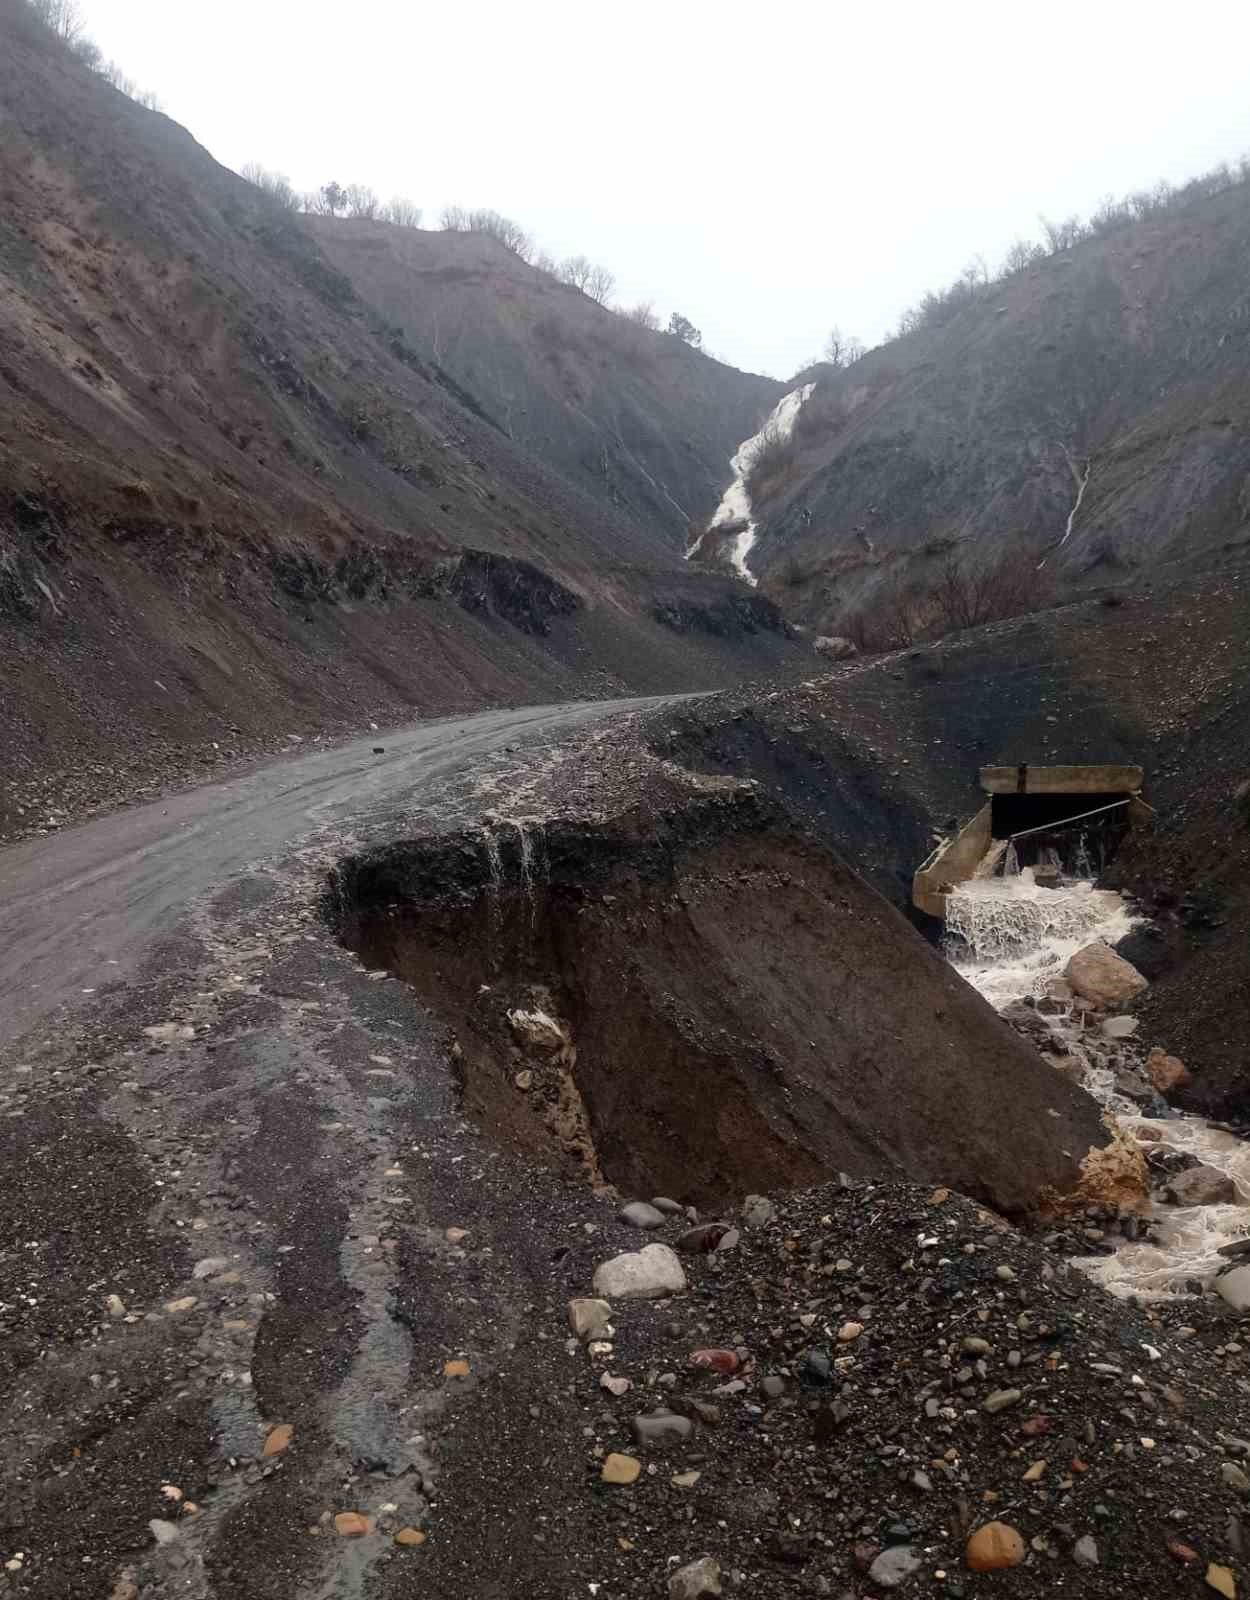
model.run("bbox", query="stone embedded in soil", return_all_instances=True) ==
[192,1256,229,1279]
[689,1348,740,1374]
[632,1410,694,1448]
[593,1243,687,1299]
[445,1226,468,1244]
[837,1320,864,1343]
[619,1201,666,1229]
[334,1512,370,1538]
[443,1358,470,1378]
[1101,1014,1139,1038]
[1073,1535,1099,1567]
[601,1452,641,1484]
[868,1544,922,1587]
[982,1388,1022,1414]
[164,1297,198,1314]
[1147,1048,1192,1092]
[675,1223,731,1253]
[1167,1165,1237,1206]
[262,1423,294,1457]
[1207,1563,1238,1598]
[148,1519,179,1546]
[600,1373,632,1396]
[965,1521,1025,1571]
[394,1527,426,1547]
[668,1554,722,1599]
[1065,941,1148,1005]
[1219,1267,1250,1311]
[651,1196,684,1215]
[742,1194,775,1227]
[568,1297,613,1340]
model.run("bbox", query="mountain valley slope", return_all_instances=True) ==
[0,0,795,841]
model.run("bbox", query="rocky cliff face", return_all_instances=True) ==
[736,182,1250,634]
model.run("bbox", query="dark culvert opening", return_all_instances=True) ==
[990,792,1133,877]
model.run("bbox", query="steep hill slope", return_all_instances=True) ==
[0,1,794,841]
[648,563,1250,1115]
[308,218,781,549]
[720,181,1250,633]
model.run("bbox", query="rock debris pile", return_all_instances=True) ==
[560,1176,1250,1598]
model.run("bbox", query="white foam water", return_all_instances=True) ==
[946,863,1250,1299]
[946,869,1136,1010]
[700,384,814,584]
[1073,1116,1250,1300]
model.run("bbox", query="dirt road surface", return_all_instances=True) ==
[0,695,690,1600]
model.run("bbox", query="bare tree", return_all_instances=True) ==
[344,183,381,220]
[1001,237,1043,274]
[1039,213,1088,253]
[29,0,85,42]
[623,302,660,330]
[584,263,615,305]
[823,326,866,368]
[382,196,422,228]
[532,250,559,275]
[557,254,594,291]
[441,207,532,258]
[240,163,300,211]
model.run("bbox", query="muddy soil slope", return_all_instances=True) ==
[332,740,1109,1220]
[729,179,1250,630]
[649,564,1250,1114]
[308,219,782,549]
[0,2,798,842]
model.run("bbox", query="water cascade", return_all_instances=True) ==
[696,384,814,584]
[945,847,1250,1300]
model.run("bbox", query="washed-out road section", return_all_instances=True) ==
[0,696,668,1049]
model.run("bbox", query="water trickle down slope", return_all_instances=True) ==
[693,384,814,584]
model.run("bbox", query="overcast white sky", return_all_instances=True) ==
[83,0,1250,378]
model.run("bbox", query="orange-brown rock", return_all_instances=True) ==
[262,1423,293,1457]
[333,1512,370,1538]
[965,1521,1025,1571]
[1147,1048,1192,1093]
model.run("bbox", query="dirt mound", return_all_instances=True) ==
[331,767,1109,1220]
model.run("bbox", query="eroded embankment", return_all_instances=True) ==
[329,785,1109,1219]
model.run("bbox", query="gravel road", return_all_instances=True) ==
[0,698,665,1049]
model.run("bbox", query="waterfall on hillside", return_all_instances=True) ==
[694,383,814,585]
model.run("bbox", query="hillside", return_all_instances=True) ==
[307,218,781,549]
[718,180,1250,636]
[0,1,794,841]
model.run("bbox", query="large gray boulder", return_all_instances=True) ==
[592,1243,686,1299]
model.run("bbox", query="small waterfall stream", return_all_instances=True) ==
[698,383,814,584]
[945,855,1250,1300]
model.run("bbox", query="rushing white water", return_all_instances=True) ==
[946,856,1250,1299]
[1075,1116,1250,1300]
[947,869,1136,1010]
[700,384,814,584]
